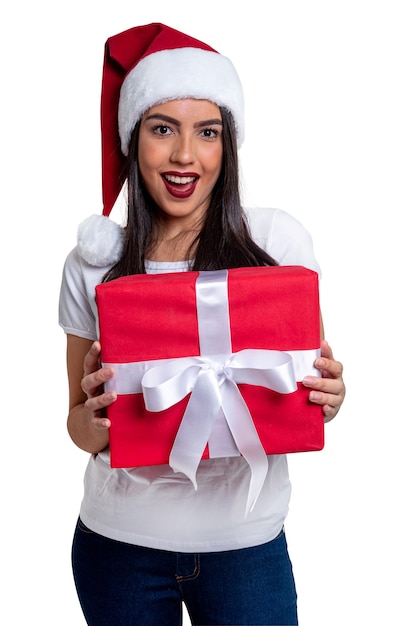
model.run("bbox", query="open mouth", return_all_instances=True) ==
[162,173,199,198]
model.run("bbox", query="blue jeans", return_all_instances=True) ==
[72,517,298,625]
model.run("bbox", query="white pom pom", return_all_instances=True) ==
[77,214,124,266]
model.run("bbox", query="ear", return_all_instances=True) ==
[77,214,124,267]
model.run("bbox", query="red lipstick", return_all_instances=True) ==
[161,171,199,199]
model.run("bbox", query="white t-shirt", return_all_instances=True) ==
[59,207,321,552]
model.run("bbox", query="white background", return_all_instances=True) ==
[1,1,417,624]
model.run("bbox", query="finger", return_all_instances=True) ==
[81,366,115,397]
[308,389,343,422]
[84,390,117,413]
[320,339,334,360]
[308,388,342,406]
[314,356,344,380]
[90,415,112,430]
[323,404,337,423]
[83,341,102,376]
[303,375,344,397]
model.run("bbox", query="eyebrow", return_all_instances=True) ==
[144,113,223,128]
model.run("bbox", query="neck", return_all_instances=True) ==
[146,229,199,262]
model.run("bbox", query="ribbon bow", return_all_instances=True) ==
[141,348,297,515]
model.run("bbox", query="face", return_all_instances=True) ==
[137,99,223,231]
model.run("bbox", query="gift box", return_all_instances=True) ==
[96,266,324,511]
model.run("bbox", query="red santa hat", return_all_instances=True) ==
[102,22,245,217]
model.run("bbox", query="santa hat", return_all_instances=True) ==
[78,23,245,266]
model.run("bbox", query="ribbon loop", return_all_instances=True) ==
[142,357,203,412]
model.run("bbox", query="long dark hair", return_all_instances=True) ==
[103,107,277,282]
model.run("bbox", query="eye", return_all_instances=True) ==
[153,124,173,136]
[200,128,220,140]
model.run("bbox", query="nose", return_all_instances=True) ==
[170,133,195,165]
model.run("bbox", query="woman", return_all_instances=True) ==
[59,23,345,625]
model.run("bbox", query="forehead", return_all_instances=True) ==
[144,98,222,120]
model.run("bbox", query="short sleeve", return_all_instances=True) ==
[58,247,105,340]
[245,207,321,276]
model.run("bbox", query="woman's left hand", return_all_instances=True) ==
[302,339,345,423]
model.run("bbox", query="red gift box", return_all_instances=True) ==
[96,266,324,510]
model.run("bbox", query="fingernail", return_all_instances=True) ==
[303,376,315,386]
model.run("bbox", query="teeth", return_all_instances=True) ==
[165,175,196,184]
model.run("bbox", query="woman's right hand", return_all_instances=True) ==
[66,335,116,453]
[81,340,117,431]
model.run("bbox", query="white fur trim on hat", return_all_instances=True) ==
[77,214,124,266]
[118,47,245,155]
